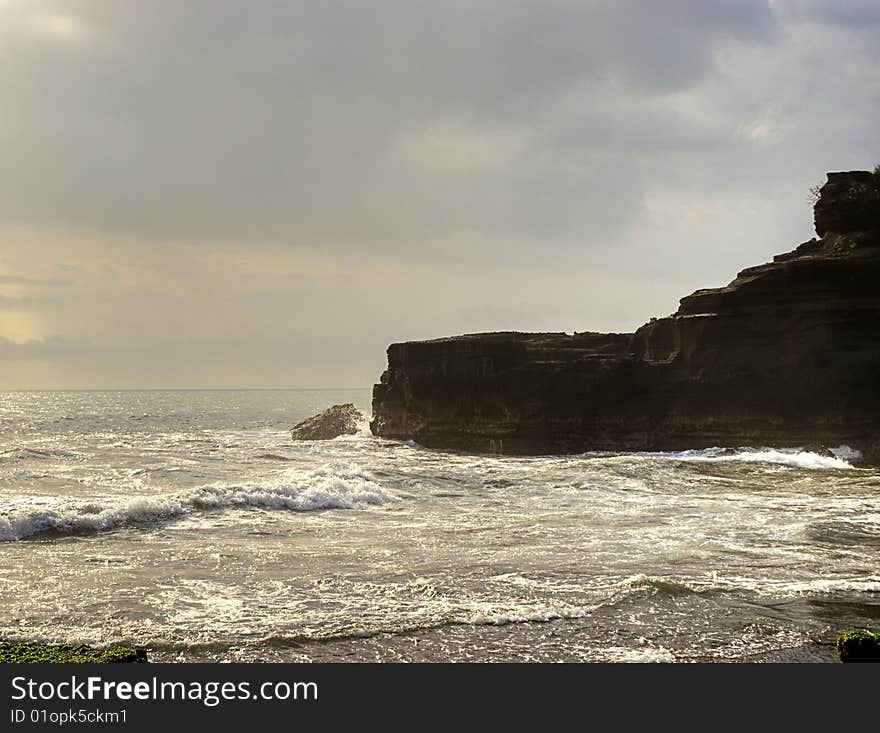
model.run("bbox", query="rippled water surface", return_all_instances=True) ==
[1,390,879,662]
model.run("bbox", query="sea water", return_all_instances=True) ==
[1,390,878,662]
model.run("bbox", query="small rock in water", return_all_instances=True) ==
[836,628,880,663]
[290,403,363,441]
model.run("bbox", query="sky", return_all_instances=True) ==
[0,0,878,389]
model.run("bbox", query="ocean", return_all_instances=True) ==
[1,389,878,662]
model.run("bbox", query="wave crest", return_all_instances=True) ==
[0,446,80,462]
[0,464,394,542]
[645,447,855,470]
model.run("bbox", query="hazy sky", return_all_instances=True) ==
[0,0,878,388]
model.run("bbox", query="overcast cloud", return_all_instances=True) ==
[0,0,877,388]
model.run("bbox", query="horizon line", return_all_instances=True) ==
[0,387,373,393]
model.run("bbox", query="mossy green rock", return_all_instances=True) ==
[0,641,147,664]
[836,629,880,663]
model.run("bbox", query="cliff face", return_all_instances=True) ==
[371,171,880,463]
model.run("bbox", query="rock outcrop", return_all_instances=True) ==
[0,641,148,663]
[371,170,880,464]
[836,628,880,663]
[291,403,363,440]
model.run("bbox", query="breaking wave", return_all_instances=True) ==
[644,447,855,470]
[0,446,81,462]
[0,464,394,542]
[718,449,853,470]
[618,573,715,596]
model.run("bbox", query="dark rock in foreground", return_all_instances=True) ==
[291,403,363,441]
[371,170,880,464]
[836,628,880,662]
[0,640,147,663]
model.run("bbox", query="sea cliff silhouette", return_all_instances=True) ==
[371,170,880,464]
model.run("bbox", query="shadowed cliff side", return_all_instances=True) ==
[371,170,880,463]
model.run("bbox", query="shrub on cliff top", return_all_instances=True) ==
[808,164,880,206]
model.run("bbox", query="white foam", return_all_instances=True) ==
[601,646,676,663]
[645,447,854,470]
[0,446,80,462]
[468,604,593,626]
[620,573,710,595]
[0,496,186,542]
[723,449,853,469]
[0,464,395,542]
[774,577,880,595]
[830,444,863,461]
[616,573,880,597]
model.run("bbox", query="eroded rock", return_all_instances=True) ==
[371,170,880,463]
[291,403,363,441]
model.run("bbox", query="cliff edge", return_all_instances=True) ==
[371,170,880,463]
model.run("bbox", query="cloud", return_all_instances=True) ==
[0,0,781,251]
[0,294,57,308]
[0,335,74,360]
[788,0,880,27]
[0,1,876,387]
[0,275,71,286]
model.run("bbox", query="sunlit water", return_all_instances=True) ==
[1,390,878,662]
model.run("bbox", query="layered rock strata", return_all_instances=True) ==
[371,171,880,463]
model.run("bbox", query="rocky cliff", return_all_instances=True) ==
[371,170,880,463]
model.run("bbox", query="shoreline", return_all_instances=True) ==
[5,618,875,663]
